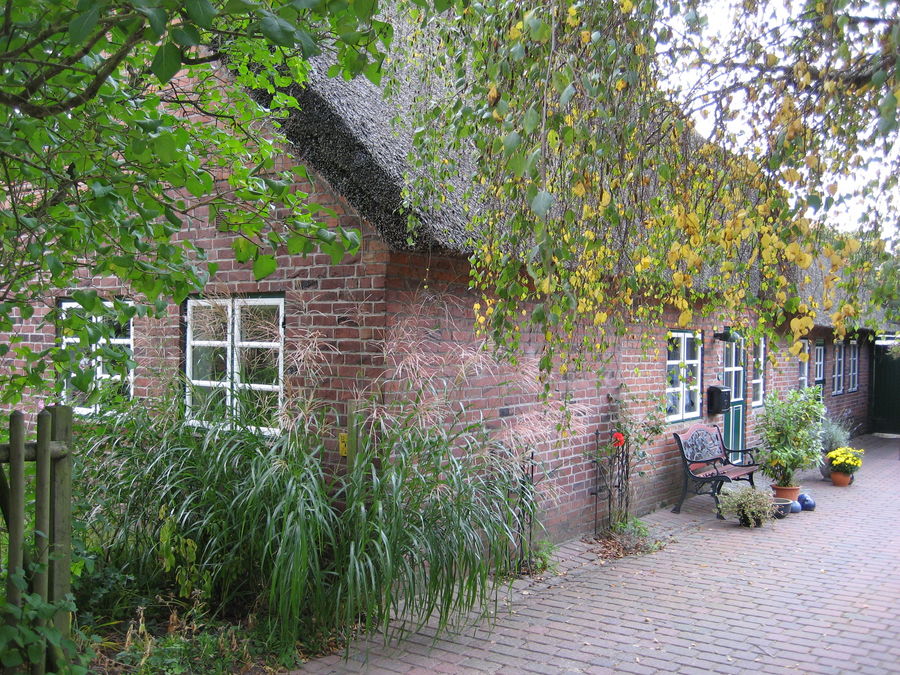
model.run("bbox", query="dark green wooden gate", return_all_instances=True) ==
[872,344,900,433]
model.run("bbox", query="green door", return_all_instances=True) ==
[722,337,746,459]
[872,341,900,433]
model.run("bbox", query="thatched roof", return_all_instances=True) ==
[266,59,471,255]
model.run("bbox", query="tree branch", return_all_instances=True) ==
[0,21,145,118]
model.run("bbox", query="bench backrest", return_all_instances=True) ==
[673,425,726,472]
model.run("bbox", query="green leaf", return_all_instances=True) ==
[502,131,521,157]
[171,25,202,47]
[286,235,311,255]
[151,42,182,84]
[68,5,100,44]
[530,190,554,218]
[232,238,255,263]
[353,0,377,20]
[72,289,99,311]
[138,7,168,37]
[523,106,539,134]
[253,254,277,280]
[184,0,217,28]
[259,14,296,46]
[560,83,576,108]
[507,152,527,178]
[295,28,320,56]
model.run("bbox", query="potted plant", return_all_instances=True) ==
[819,415,852,479]
[825,446,863,486]
[719,488,776,527]
[757,387,825,501]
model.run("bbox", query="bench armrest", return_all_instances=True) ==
[725,447,758,466]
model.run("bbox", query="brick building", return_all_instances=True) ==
[1,65,876,542]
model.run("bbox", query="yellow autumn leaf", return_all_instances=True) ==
[766,53,778,68]
[580,30,591,45]
[573,181,586,197]
[615,79,627,91]
[678,309,692,327]
[600,190,611,207]
[635,43,647,56]
[620,0,633,13]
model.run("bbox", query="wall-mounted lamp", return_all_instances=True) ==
[714,326,738,342]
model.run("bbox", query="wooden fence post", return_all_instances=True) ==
[6,411,25,612]
[48,405,73,642]
[31,410,52,675]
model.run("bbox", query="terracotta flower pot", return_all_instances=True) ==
[771,485,801,501]
[830,471,852,487]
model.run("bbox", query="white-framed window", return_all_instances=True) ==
[798,339,810,388]
[832,341,845,395]
[848,340,859,392]
[814,341,825,383]
[185,297,284,432]
[751,341,765,406]
[722,334,745,401]
[666,330,702,422]
[58,299,134,414]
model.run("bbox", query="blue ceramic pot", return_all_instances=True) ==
[790,500,802,513]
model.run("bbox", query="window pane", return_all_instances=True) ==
[191,346,227,381]
[191,386,228,421]
[236,388,279,428]
[239,304,280,343]
[64,372,92,409]
[666,391,680,417]
[684,337,698,361]
[667,337,680,361]
[734,372,744,398]
[684,364,698,388]
[239,347,279,385]
[666,364,680,387]
[684,389,698,414]
[192,305,228,341]
[753,382,762,402]
[101,314,131,339]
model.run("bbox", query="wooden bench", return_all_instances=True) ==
[671,424,758,519]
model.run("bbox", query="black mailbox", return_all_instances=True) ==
[707,386,731,415]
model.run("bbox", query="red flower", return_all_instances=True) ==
[612,432,626,447]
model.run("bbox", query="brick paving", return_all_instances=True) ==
[297,435,900,674]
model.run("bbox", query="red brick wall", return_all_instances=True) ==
[0,164,874,540]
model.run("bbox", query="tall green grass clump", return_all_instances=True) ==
[75,391,535,652]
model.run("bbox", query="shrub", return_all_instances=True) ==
[718,488,776,527]
[820,415,852,455]
[757,387,825,486]
[74,393,533,652]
